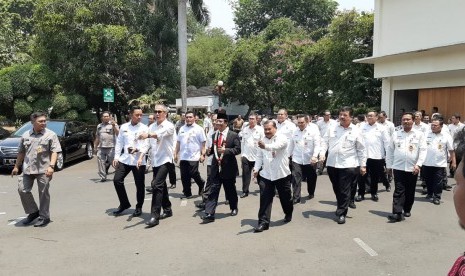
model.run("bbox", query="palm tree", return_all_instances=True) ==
[152,0,209,112]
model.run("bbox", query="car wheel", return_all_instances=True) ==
[56,153,64,171]
[86,142,93,160]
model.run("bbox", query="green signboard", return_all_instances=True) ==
[103,88,114,103]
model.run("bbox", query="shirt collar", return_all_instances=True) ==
[30,128,46,136]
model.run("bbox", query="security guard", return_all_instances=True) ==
[11,111,62,227]
[386,112,427,222]
[94,111,119,182]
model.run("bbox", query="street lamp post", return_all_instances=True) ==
[215,80,225,108]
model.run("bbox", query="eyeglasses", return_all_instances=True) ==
[154,110,164,114]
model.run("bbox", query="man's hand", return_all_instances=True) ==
[451,161,457,172]
[45,167,54,177]
[217,146,226,154]
[258,140,265,149]
[413,165,421,175]
[199,155,205,163]
[319,155,326,162]
[136,158,143,169]
[11,167,19,177]
[311,156,318,165]
[360,166,367,176]
[112,159,119,168]
[253,170,258,179]
[138,133,149,140]
[174,154,178,163]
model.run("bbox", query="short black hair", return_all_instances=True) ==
[263,120,277,129]
[30,111,47,121]
[130,106,142,114]
[339,106,353,117]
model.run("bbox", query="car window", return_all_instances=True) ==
[12,121,66,137]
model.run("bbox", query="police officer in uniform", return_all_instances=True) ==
[11,111,62,227]
[94,111,119,182]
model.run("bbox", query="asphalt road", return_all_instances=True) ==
[0,158,463,275]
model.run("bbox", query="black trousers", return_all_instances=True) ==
[113,163,145,209]
[257,176,293,225]
[150,163,172,219]
[291,162,317,200]
[241,157,255,194]
[180,160,205,197]
[205,177,238,215]
[167,162,176,185]
[380,159,391,187]
[327,166,359,216]
[359,159,384,196]
[392,170,418,214]
[423,166,445,199]
[202,165,228,202]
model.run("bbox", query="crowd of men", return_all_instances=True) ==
[11,106,463,231]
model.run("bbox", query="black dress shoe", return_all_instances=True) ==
[145,217,159,228]
[349,201,356,209]
[444,185,452,191]
[293,198,301,205]
[224,200,229,205]
[145,187,154,193]
[240,192,249,198]
[254,224,269,232]
[160,211,173,219]
[169,184,176,189]
[404,212,411,217]
[112,205,131,216]
[23,211,39,225]
[426,194,433,200]
[34,217,50,227]
[132,207,142,217]
[388,213,403,222]
[230,209,238,216]
[421,187,428,195]
[386,186,391,192]
[355,195,364,202]
[201,213,215,223]
[371,194,379,202]
[308,194,314,200]
[181,194,193,199]
[196,202,206,209]
[284,214,292,223]
[433,198,440,205]
[337,215,346,224]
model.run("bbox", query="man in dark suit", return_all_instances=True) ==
[201,112,241,223]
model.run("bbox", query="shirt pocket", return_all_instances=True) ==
[39,139,51,152]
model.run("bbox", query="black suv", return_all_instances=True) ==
[0,120,94,171]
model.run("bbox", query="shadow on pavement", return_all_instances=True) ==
[318,200,337,206]
[302,210,335,221]
[369,210,391,218]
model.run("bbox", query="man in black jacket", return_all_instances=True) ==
[201,112,241,223]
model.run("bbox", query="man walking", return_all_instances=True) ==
[423,118,456,205]
[321,106,366,224]
[238,113,264,198]
[138,104,174,228]
[288,114,321,204]
[386,112,427,222]
[112,106,149,217]
[11,111,61,227]
[252,121,293,232]
[201,113,241,223]
[174,111,206,198]
[317,110,336,175]
[94,111,119,182]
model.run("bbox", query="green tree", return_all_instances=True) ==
[187,28,233,88]
[234,0,338,38]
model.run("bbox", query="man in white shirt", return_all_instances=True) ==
[449,114,464,178]
[423,118,456,205]
[252,121,293,232]
[137,104,175,228]
[386,113,427,222]
[174,111,206,198]
[377,111,395,191]
[276,108,297,156]
[356,111,390,202]
[238,113,264,198]
[317,110,336,175]
[288,114,321,204]
[203,112,213,135]
[413,111,429,134]
[321,106,367,224]
[112,106,149,217]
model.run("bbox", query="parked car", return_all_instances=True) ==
[0,127,11,140]
[0,120,94,171]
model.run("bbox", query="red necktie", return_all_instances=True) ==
[218,133,223,146]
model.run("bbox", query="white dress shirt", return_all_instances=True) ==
[114,122,149,166]
[379,120,395,138]
[386,128,427,171]
[317,119,336,137]
[322,123,367,168]
[147,119,175,167]
[239,125,264,161]
[206,128,215,165]
[449,122,465,138]
[254,133,290,181]
[361,122,390,160]
[423,131,454,167]
[288,123,321,165]
[177,123,206,161]
[277,119,297,154]
[413,121,428,134]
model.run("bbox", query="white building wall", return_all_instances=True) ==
[374,0,465,56]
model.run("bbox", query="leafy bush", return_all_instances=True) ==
[0,75,13,103]
[14,99,33,120]
[52,92,71,114]
[9,65,31,97]
[28,64,55,91]
[61,109,79,120]
[69,94,87,111]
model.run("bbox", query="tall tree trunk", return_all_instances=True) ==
[178,0,188,113]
